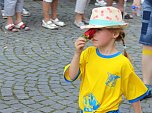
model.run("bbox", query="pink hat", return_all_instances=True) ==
[81,7,128,29]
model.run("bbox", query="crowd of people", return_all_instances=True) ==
[0,0,143,31]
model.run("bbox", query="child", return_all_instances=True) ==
[4,0,30,32]
[42,0,65,29]
[64,7,149,113]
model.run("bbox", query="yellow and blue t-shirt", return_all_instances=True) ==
[64,46,148,113]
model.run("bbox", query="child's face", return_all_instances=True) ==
[92,28,116,48]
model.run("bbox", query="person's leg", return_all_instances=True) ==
[82,0,90,22]
[142,46,152,85]
[4,0,17,25]
[15,0,24,24]
[140,45,152,100]
[118,0,124,12]
[75,0,89,23]
[1,0,7,19]
[51,0,58,19]
[139,0,152,100]
[4,0,19,31]
[15,12,22,24]
[50,0,65,26]
[0,0,4,10]
[107,0,124,12]
[42,0,58,29]
[14,0,30,30]
[106,0,113,6]
[106,0,125,18]
[42,0,51,22]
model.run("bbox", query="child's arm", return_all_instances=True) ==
[132,101,142,113]
[68,37,86,80]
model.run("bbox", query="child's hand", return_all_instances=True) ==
[75,37,87,54]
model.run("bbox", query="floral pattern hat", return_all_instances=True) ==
[81,7,128,29]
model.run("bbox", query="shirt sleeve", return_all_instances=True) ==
[121,61,148,103]
[63,47,91,82]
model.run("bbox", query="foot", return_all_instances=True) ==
[124,14,133,19]
[5,24,19,32]
[74,21,85,28]
[42,20,58,29]
[15,22,30,31]
[95,0,107,6]
[82,18,89,24]
[22,8,30,17]
[1,10,7,19]
[51,18,65,27]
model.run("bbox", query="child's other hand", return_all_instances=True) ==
[75,37,87,54]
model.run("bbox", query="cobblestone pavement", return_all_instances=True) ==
[0,0,152,113]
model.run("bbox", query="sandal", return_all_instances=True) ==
[124,14,133,19]
[5,24,19,32]
[15,22,30,31]
[22,8,31,17]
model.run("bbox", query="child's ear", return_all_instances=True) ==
[113,32,120,39]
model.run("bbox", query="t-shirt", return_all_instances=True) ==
[64,46,148,113]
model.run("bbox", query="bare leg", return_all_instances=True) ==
[106,0,124,12]
[75,13,83,23]
[75,0,90,23]
[42,1,50,22]
[106,0,113,6]
[15,12,22,24]
[142,46,152,85]
[118,0,124,12]
[6,16,14,25]
[82,0,90,21]
[51,0,58,19]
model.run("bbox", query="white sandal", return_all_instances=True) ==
[5,24,19,32]
[15,22,30,31]
[51,18,66,27]
[42,20,58,29]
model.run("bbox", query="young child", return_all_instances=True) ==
[64,7,149,113]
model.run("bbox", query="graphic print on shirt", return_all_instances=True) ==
[105,72,120,87]
[83,93,100,112]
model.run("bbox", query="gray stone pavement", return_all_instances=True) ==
[0,0,152,113]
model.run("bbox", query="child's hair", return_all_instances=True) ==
[109,28,130,59]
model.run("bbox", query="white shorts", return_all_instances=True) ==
[43,0,53,3]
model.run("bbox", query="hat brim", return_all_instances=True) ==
[80,23,128,29]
